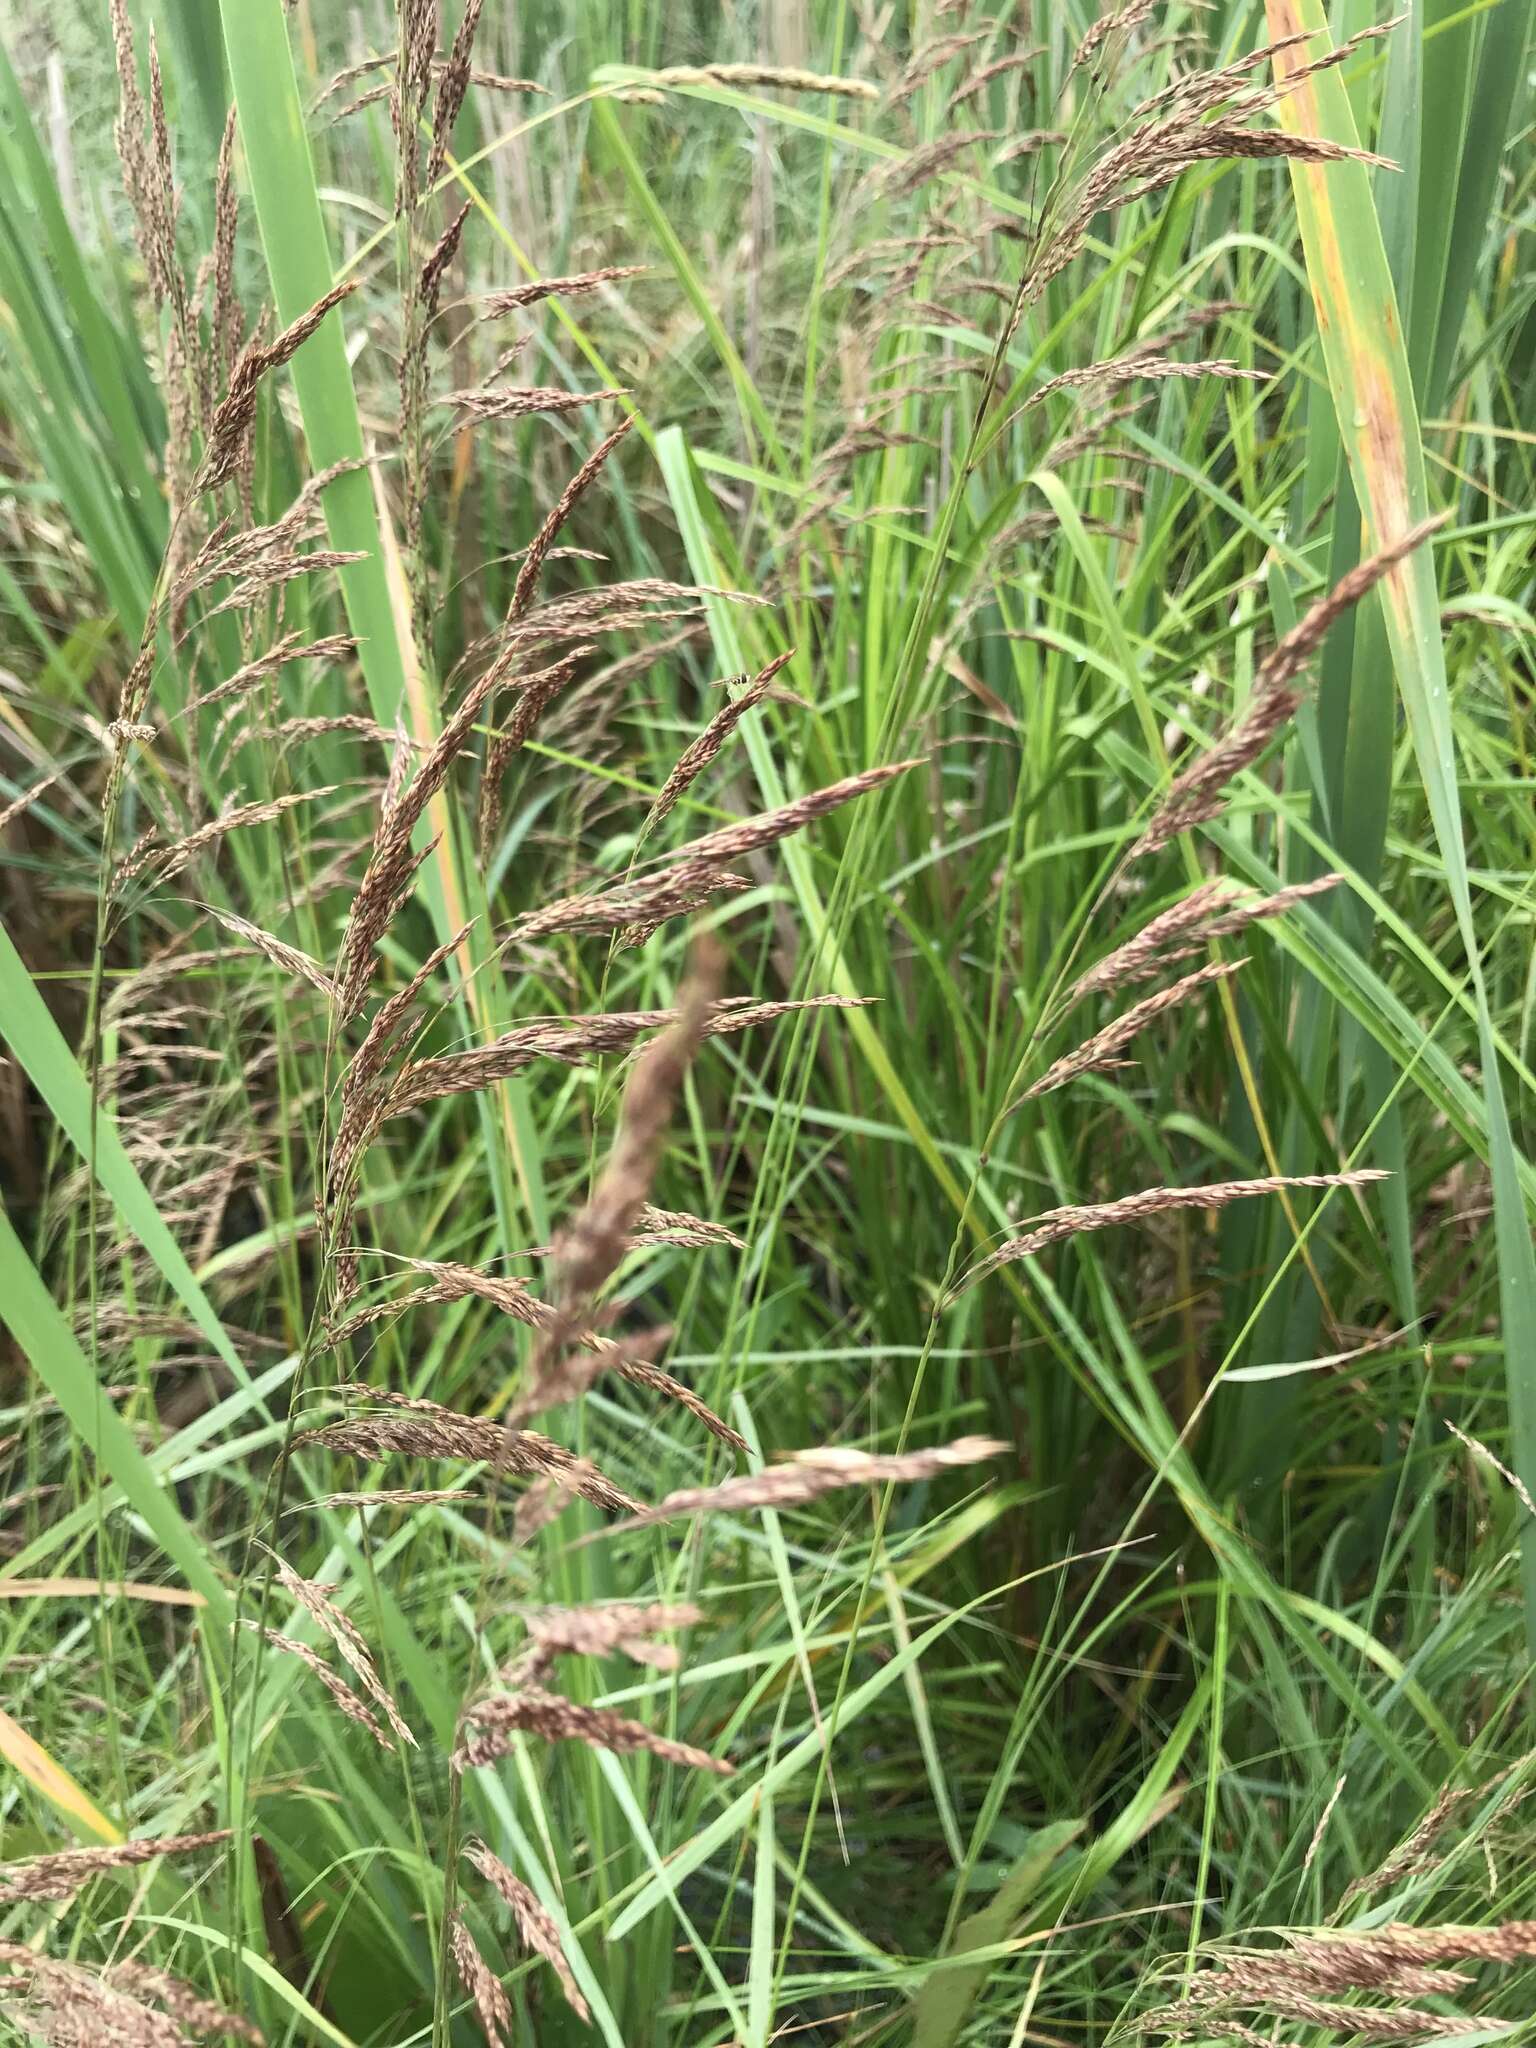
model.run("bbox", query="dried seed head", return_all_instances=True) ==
[508,1325,681,1437]
[505,865,751,950]
[1136,519,1444,855]
[267,1551,415,1747]
[110,789,337,900]
[549,949,722,1303]
[636,1204,745,1250]
[507,417,637,624]
[242,1620,396,1749]
[513,1464,609,1546]
[1256,513,1447,698]
[200,280,358,493]
[1025,351,1260,410]
[203,908,336,997]
[295,1397,641,1515]
[293,1487,473,1512]
[1066,875,1342,1004]
[956,1171,1388,1291]
[463,1842,591,2020]
[657,757,920,869]
[376,995,872,1124]
[420,198,473,316]
[336,655,511,1020]
[477,648,590,861]
[1026,957,1246,1096]
[102,1964,262,2045]
[449,1911,511,2048]
[598,1435,1008,1534]
[342,919,475,1114]
[0,1950,185,2048]
[110,0,180,319]
[650,61,876,97]
[455,1683,733,1775]
[179,635,357,720]
[640,653,792,840]
[445,383,629,425]
[480,266,648,317]
[210,107,241,389]
[0,1831,232,1905]
[0,770,66,834]
[426,0,485,183]
[523,1601,703,1672]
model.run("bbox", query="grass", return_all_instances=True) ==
[1,0,1535,2044]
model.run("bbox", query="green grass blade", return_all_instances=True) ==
[609,1594,978,1940]
[1268,0,1536,1668]
[0,1200,231,1621]
[912,1821,1081,2048]
[1431,0,1532,407]
[0,915,251,1391]
[217,0,407,729]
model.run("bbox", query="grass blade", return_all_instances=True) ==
[0,1200,231,1622]
[218,0,407,729]
[1267,0,1536,1668]
[0,916,251,1391]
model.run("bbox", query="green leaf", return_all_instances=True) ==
[217,0,407,731]
[0,1200,230,1621]
[1267,0,1536,1666]
[0,916,249,1390]
[607,1592,981,1941]
[912,1822,1082,2048]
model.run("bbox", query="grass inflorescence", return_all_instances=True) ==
[0,1,1534,2044]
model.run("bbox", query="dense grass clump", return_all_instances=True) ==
[0,1,1535,2043]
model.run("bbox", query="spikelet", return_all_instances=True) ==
[654,758,919,869]
[449,1912,511,2048]
[420,199,473,315]
[476,648,589,860]
[510,418,637,622]
[268,1552,415,1747]
[545,948,720,1306]
[0,770,65,835]
[241,1620,395,1750]
[199,281,358,493]
[426,0,485,183]
[505,866,752,949]
[335,657,512,1021]
[110,789,337,900]
[955,1171,1389,1291]
[102,1964,262,2045]
[203,909,336,997]
[294,1488,473,1512]
[649,61,877,97]
[294,1394,641,1515]
[0,1948,186,2048]
[322,1269,745,1452]
[0,1831,232,1904]
[1135,519,1444,854]
[522,1601,703,1674]
[599,1435,1007,1532]
[639,652,792,839]
[446,384,628,425]
[480,266,648,316]
[179,635,357,719]
[1066,875,1342,1004]
[455,1684,733,1775]
[636,1204,745,1250]
[463,1842,591,2020]
[377,995,873,1121]
[1026,958,1246,1096]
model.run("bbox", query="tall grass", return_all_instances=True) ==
[1,2,1535,2044]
